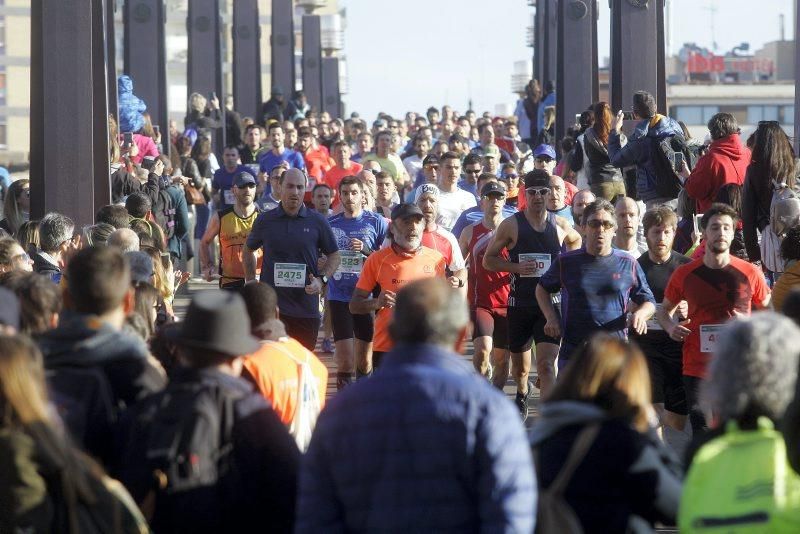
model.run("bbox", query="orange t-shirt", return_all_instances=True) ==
[242,337,328,426]
[324,162,363,207]
[355,245,447,352]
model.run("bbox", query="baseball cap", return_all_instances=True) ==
[422,154,440,166]
[524,170,551,190]
[391,203,424,221]
[414,183,440,204]
[0,287,20,331]
[233,172,257,187]
[481,182,506,197]
[483,144,501,159]
[533,144,557,160]
[126,251,154,285]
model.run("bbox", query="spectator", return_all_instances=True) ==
[285,90,310,122]
[0,286,19,334]
[572,102,627,201]
[537,80,556,134]
[608,91,684,209]
[0,335,148,533]
[81,222,115,247]
[773,225,800,311]
[742,120,797,275]
[184,92,222,132]
[531,333,682,532]
[108,228,140,253]
[681,313,800,531]
[296,277,536,533]
[537,105,556,148]
[32,212,78,283]
[261,86,286,125]
[114,290,299,533]
[0,270,61,335]
[96,204,131,230]
[0,237,33,273]
[680,112,750,213]
[0,179,29,235]
[14,220,39,256]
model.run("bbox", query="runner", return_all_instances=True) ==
[657,202,771,436]
[413,184,467,289]
[536,199,655,369]
[458,182,511,381]
[484,170,581,418]
[243,168,341,351]
[349,204,446,369]
[436,151,477,231]
[200,172,262,289]
[629,206,691,439]
[327,176,388,389]
[451,173,516,239]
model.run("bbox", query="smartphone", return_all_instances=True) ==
[673,152,685,172]
[123,132,132,147]
[142,156,156,171]
[574,113,581,125]
[208,91,217,102]
[622,111,635,121]
[153,125,160,136]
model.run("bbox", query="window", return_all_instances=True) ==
[781,106,795,126]
[747,105,779,124]
[673,106,719,125]
[0,118,7,149]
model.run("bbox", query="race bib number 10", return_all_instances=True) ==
[700,324,724,353]
[274,263,307,288]
[518,253,551,278]
[337,250,363,275]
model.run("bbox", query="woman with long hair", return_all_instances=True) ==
[530,334,681,532]
[15,220,40,255]
[580,102,627,201]
[536,105,556,148]
[0,179,30,235]
[742,121,796,274]
[0,335,148,533]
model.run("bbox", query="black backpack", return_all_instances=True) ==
[118,380,242,533]
[650,133,688,200]
[152,179,177,241]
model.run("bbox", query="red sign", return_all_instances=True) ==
[686,52,774,75]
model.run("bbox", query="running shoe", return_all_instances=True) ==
[515,387,532,421]
[321,337,335,353]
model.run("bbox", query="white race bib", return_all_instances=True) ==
[337,250,363,275]
[223,189,236,205]
[518,253,551,278]
[646,303,664,332]
[700,324,724,353]
[274,262,307,288]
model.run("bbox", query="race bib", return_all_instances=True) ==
[337,250,363,275]
[646,303,664,332]
[223,189,236,205]
[518,253,551,278]
[700,324,724,353]
[274,262,307,288]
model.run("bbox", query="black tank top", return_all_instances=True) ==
[508,211,561,307]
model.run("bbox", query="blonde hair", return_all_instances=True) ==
[547,334,652,432]
[0,335,51,427]
[188,92,207,114]
[543,106,556,130]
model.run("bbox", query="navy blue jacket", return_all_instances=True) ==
[608,115,683,202]
[296,343,536,533]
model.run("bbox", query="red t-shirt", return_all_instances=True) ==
[323,162,363,207]
[466,221,510,309]
[663,256,770,378]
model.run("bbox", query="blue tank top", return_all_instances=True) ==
[508,211,561,307]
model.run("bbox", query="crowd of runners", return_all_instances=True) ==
[1,78,800,532]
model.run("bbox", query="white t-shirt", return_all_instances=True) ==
[402,154,423,180]
[437,187,477,231]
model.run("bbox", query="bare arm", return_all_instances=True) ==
[483,217,528,274]
[349,287,394,315]
[242,244,258,282]
[555,215,582,251]
[536,284,561,338]
[458,224,473,259]
[199,212,221,278]
[319,250,341,278]
[656,297,691,342]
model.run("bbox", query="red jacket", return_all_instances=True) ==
[684,134,750,213]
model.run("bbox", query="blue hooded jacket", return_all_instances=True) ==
[608,115,683,202]
[117,74,146,134]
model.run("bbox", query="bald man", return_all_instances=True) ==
[570,189,596,236]
[546,175,573,224]
[612,197,648,256]
[107,228,140,253]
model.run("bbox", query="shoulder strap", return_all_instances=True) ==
[548,424,601,495]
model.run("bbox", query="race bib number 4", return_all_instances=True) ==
[518,253,551,278]
[337,250,363,275]
[274,263,307,288]
[700,324,724,353]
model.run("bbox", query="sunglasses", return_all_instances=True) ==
[465,168,482,174]
[424,165,439,170]
[535,157,554,163]
[502,173,519,179]
[237,183,257,189]
[367,168,380,175]
[526,187,550,196]
[587,219,615,230]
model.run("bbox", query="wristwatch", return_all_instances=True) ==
[320,275,329,285]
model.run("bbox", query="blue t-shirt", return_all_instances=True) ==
[538,248,655,358]
[548,206,574,225]
[326,210,389,302]
[451,205,517,239]
[258,148,306,174]
[212,165,257,208]
[246,204,338,318]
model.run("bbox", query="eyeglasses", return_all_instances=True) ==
[502,173,519,179]
[535,157,554,163]
[526,187,550,196]
[587,219,615,230]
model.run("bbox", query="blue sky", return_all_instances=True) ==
[340,0,794,119]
